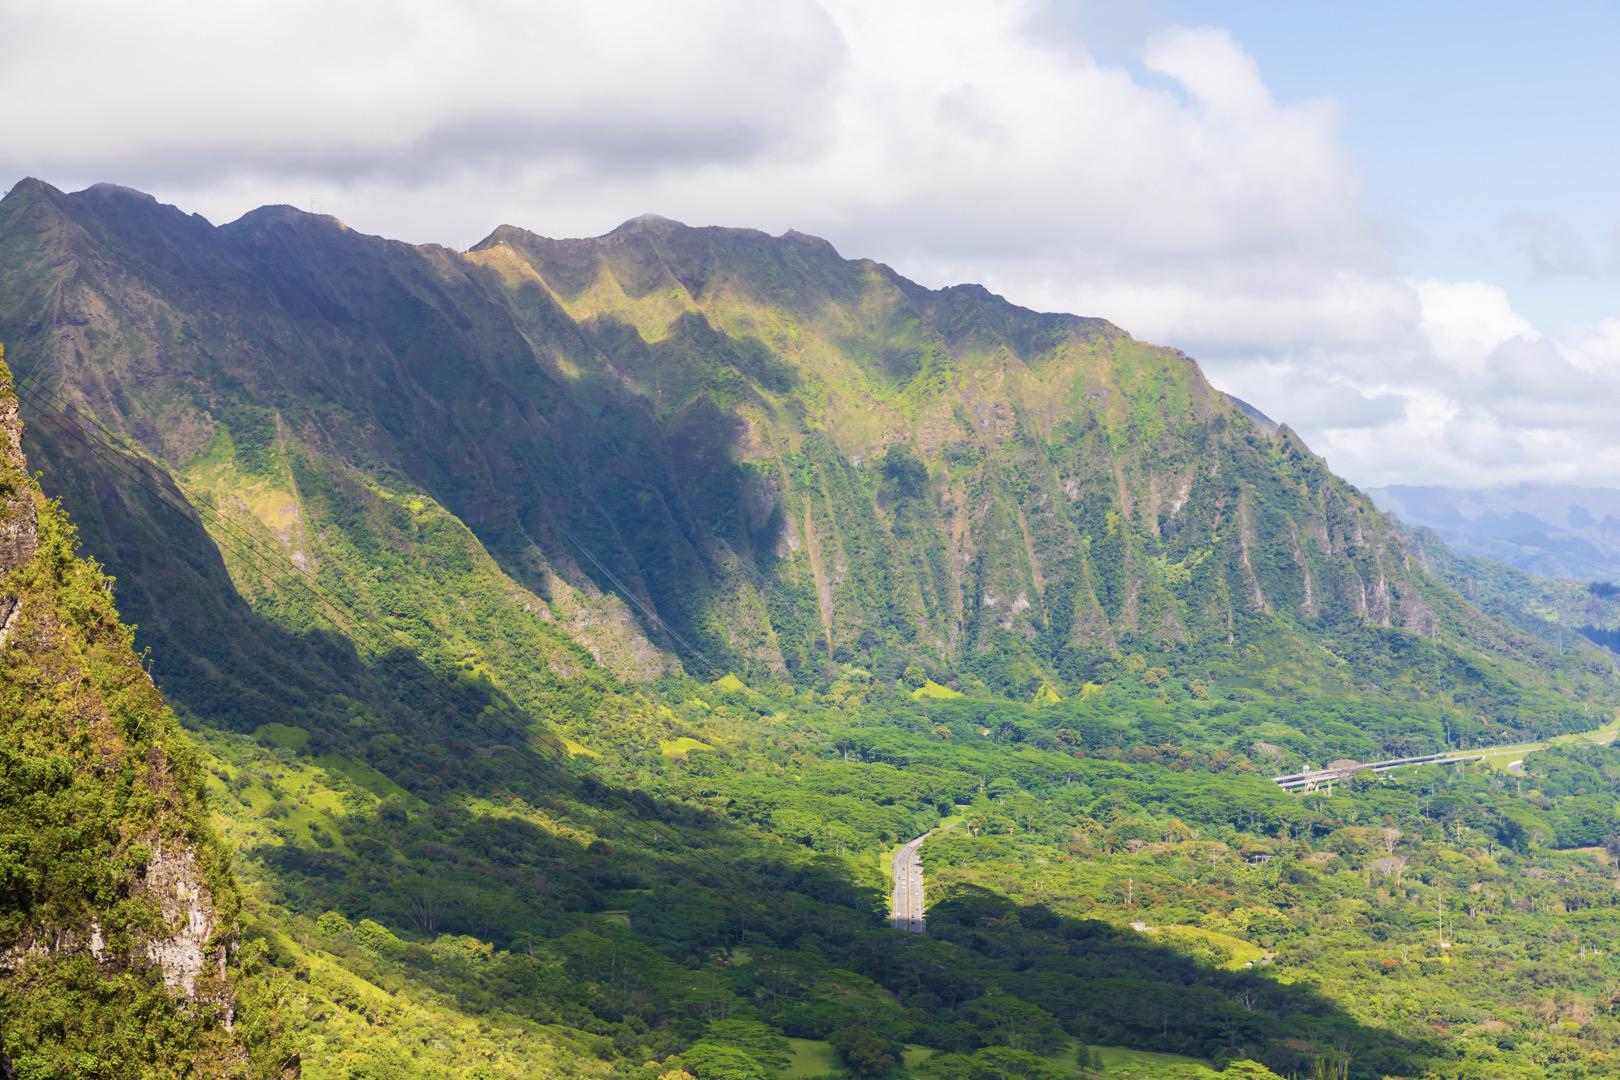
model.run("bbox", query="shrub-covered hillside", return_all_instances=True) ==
[0,179,1614,729]
[0,349,289,1077]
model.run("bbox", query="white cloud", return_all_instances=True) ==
[1416,281,1539,375]
[1,0,1617,489]
[0,0,843,181]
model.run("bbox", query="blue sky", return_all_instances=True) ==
[1164,1,1620,334]
[1,0,1617,488]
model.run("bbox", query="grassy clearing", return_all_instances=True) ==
[313,753,413,801]
[783,1037,840,1077]
[1093,1044,1220,1077]
[911,679,963,700]
[780,1035,1217,1078]
[659,736,714,758]
[1152,925,1266,969]
[902,1045,937,1070]
[253,722,309,751]
[781,1039,937,1078]
[559,735,602,758]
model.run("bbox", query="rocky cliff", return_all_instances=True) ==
[0,348,280,1076]
[0,180,1611,735]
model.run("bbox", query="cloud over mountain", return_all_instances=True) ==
[2,0,1614,488]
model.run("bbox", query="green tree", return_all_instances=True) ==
[681,1040,770,1080]
[830,1023,902,1078]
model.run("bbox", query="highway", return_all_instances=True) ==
[1272,750,1485,791]
[1273,718,1620,792]
[890,832,928,934]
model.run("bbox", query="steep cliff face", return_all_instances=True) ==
[0,180,1609,730]
[0,349,276,1076]
[0,368,34,647]
[471,219,1449,675]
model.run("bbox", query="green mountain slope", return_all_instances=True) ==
[0,179,1611,733]
[0,350,287,1077]
[2,181,1620,1078]
[1396,521,1620,660]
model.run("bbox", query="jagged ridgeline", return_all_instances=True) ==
[0,349,287,1076]
[0,180,1612,734]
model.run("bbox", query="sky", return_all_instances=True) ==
[2,0,1617,490]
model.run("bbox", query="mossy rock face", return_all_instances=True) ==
[0,348,282,1075]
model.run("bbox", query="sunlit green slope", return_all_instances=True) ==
[2,182,1620,1078]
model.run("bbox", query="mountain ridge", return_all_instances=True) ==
[1,178,1612,727]
[1371,481,1620,583]
[6,180,1620,1078]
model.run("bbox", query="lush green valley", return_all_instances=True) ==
[3,181,1620,1078]
[1399,525,1620,663]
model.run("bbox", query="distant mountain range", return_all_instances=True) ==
[1369,483,1620,583]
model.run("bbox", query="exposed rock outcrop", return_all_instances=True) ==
[0,366,36,643]
[0,347,269,1072]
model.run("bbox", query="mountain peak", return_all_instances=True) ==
[80,181,158,203]
[609,212,686,236]
[468,222,535,252]
[1224,393,1280,435]
[3,176,63,201]
[779,227,837,253]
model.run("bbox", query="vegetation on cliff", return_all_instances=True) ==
[3,183,1620,1077]
[0,349,290,1076]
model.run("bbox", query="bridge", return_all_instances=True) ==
[1272,750,1486,792]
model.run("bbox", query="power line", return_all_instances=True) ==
[543,509,724,678]
[21,389,768,882]
[20,399,366,644]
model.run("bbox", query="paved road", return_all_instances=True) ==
[891,832,929,933]
[1272,750,1486,791]
[1273,718,1620,791]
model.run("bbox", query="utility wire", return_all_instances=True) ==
[22,390,769,885]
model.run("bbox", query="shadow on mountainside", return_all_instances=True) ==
[914,884,1444,1079]
[22,398,1441,1078]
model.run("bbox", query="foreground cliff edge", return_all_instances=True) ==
[0,347,287,1077]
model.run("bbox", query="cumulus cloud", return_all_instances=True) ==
[0,0,843,180]
[1416,281,1539,375]
[1,0,1615,488]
